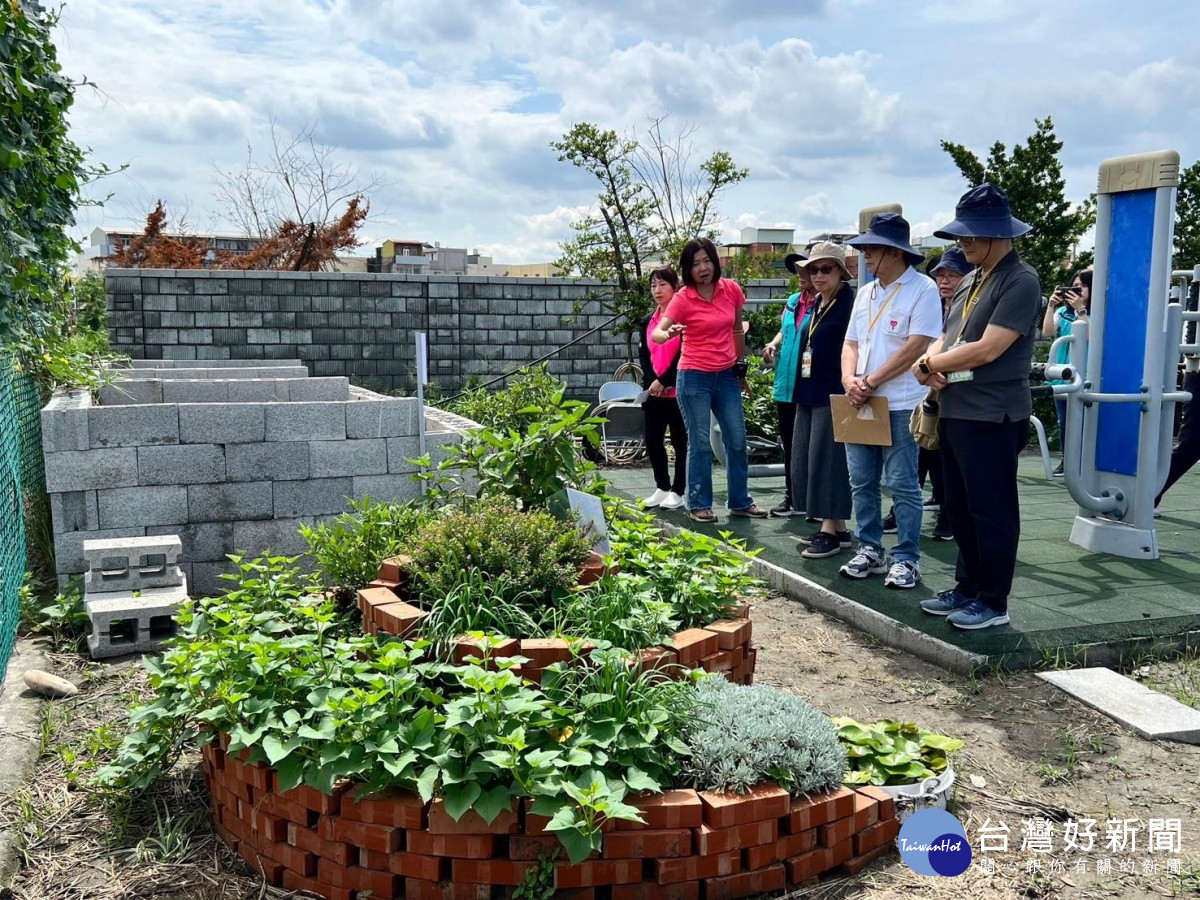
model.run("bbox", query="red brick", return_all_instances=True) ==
[654,851,740,885]
[256,790,317,827]
[389,851,446,881]
[407,831,495,859]
[322,817,402,853]
[256,838,316,876]
[617,790,703,830]
[374,600,426,638]
[828,836,854,866]
[817,815,855,849]
[247,806,288,843]
[694,820,776,856]
[851,790,879,832]
[699,651,735,674]
[278,782,348,816]
[452,858,534,885]
[527,810,613,836]
[225,755,272,793]
[603,828,692,859]
[342,786,426,828]
[358,844,390,870]
[451,635,519,665]
[612,883,699,900]
[784,787,856,833]
[519,637,574,667]
[509,833,573,860]
[785,846,832,883]
[318,857,352,886]
[553,859,643,888]
[515,665,544,685]
[731,598,751,619]
[405,880,491,900]
[350,865,402,897]
[378,555,410,583]
[704,863,785,900]
[699,784,790,830]
[359,585,401,625]
[219,774,253,807]
[368,577,403,594]
[281,870,354,900]
[854,786,895,822]
[702,619,752,651]
[767,828,817,866]
[427,797,518,834]
[671,628,719,665]
[841,841,895,875]
[246,852,285,884]
[853,817,899,856]
[627,645,678,672]
[213,820,239,854]
[220,804,251,844]
[288,821,353,867]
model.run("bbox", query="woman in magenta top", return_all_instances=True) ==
[637,266,687,510]
[652,238,767,524]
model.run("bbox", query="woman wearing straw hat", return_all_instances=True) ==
[913,183,1041,630]
[792,242,856,560]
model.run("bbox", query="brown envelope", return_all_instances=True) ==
[830,395,892,446]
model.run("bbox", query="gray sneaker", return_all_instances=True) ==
[920,588,975,616]
[948,600,1011,630]
[883,560,921,589]
[839,546,887,579]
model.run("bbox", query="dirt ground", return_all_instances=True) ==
[3,592,1199,900]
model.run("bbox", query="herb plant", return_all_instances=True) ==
[832,718,963,786]
[419,571,545,657]
[559,574,679,651]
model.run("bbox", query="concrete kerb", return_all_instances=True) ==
[0,640,57,888]
[649,516,989,677]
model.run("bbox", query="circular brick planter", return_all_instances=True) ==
[205,744,900,900]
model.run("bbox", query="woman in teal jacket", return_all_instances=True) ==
[763,253,815,517]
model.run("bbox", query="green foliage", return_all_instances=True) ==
[610,511,759,628]
[681,677,846,796]
[442,382,606,509]
[1177,159,1200,270]
[559,573,679,651]
[446,364,566,435]
[745,301,786,353]
[513,851,557,900]
[832,717,963,786]
[24,580,89,651]
[299,496,428,597]
[941,117,1095,292]
[419,572,545,657]
[741,355,779,441]
[404,497,594,607]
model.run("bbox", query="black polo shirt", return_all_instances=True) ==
[792,283,854,408]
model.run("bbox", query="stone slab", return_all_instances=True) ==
[44,448,139,494]
[273,477,353,517]
[309,439,387,477]
[137,444,227,486]
[264,402,346,441]
[85,582,188,659]
[148,522,234,563]
[187,481,274,522]
[96,486,189,529]
[346,398,418,438]
[178,403,266,444]
[225,441,310,482]
[1037,668,1200,744]
[88,405,179,448]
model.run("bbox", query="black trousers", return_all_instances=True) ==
[940,417,1029,614]
[918,446,944,504]
[643,395,687,494]
[777,401,798,506]
[1156,372,1200,505]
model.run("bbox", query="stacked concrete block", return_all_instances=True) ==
[82,535,188,659]
[43,362,472,597]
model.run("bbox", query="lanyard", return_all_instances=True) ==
[952,270,991,344]
[866,281,904,333]
[803,292,839,346]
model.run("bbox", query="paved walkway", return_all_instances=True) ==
[605,455,1200,672]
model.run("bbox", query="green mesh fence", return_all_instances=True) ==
[0,351,47,676]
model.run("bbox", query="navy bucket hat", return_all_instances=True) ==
[847,213,924,266]
[930,246,972,276]
[934,183,1033,240]
[784,252,808,275]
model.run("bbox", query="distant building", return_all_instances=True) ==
[715,226,797,271]
[466,251,562,278]
[332,256,370,274]
[73,225,264,276]
[370,240,468,275]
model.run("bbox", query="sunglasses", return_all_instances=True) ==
[956,236,987,248]
[808,264,840,275]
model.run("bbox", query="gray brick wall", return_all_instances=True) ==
[106,270,791,399]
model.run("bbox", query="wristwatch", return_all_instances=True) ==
[917,356,932,376]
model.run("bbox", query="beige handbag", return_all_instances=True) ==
[910,390,941,451]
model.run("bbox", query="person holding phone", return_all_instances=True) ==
[1040,269,1092,476]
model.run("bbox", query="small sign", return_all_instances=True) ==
[416,332,428,386]
[548,488,610,555]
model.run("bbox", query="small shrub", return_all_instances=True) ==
[559,574,679,651]
[404,497,594,606]
[741,355,779,441]
[25,580,89,652]
[832,718,963,786]
[420,570,546,655]
[447,364,566,435]
[680,678,845,796]
[300,497,428,599]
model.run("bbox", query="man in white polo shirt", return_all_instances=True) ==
[839,214,942,588]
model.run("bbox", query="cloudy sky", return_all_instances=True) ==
[55,0,1200,264]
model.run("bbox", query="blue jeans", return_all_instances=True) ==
[675,368,753,511]
[845,410,922,562]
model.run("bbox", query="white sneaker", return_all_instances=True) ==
[659,491,685,510]
[1153,507,1162,519]
[642,488,670,508]
[883,559,921,590]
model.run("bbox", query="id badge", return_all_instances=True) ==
[801,349,813,379]
[948,369,974,383]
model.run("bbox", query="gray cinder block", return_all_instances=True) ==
[137,444,227,486]
[287,377,350,402]
[232,518,314,558]
[350,474,420,506]
[273,477,353,517]
[98,380,163,406]
[345,398,418,439]
[309,439,387,477]
[55,527,147,575]
[162,380,229,404]
[97,486,189,528]
[85,582,188,659]
[264,402,346,441]
[225,441,310,482]
[45,449,139,493]
[178,403,266,444]
[88,405,180,448]
[148,522,234,563]
[187,481,273,523]
[82,534,183,593]
[227,380,287,403]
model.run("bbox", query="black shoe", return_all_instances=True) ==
[770,501,802,518]
[799,529,852,547]
[1053,461,1065,478]
[800,531,842,559]
[882,510,898,534]
[932,515,954,542]
[805,515,819,523]
[922,497,940,512]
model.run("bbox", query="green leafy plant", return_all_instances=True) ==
[513,850,557,900]
[832,717,964,786]
[741,355,780,442]
[681,677,845,796]
[420,572,545,656]
[559,573,679,651]
[447,364,566,435]
[26,581,90,651]
[299,496,428,600]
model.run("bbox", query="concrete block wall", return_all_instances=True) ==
[106,270,791,399]
[44,367,472,597]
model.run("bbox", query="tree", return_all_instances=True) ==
[0,2,93,344]
[552,119,747,348]
[1176,160,1200,270]
[941,117,1094,291]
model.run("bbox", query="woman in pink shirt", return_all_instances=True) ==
[637,266,686,510]
[652,238,767,524]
